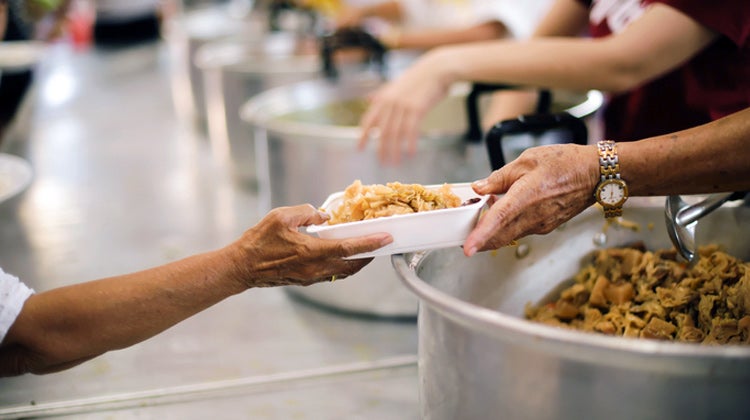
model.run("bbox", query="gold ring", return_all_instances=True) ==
[330,275,337,282]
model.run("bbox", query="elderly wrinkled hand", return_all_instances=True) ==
[463,143,599,256]
[358,50,454,164]
[228,204,393,287]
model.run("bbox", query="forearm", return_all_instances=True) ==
[426,37,650,94]
[359,1,403,22]
[1,247,245,375]
[424,4,716,94]
[481,89,540,130]
[480,0,587,131]
[0,204,390,376]
[619,108,750,196]
[394,21,507,50]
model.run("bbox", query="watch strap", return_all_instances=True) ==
[596,140,627,218]
[597,140,620,181]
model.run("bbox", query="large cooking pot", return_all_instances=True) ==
[194,27,419,187]
[195,34,320,187]
[164,5,270,133]
[241,78,602,318]
[393,197,750,419]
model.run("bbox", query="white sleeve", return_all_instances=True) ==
[400,0,490,29]
[472,0,556,39]
[0,268,35,344]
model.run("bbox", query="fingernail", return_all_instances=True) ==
[466,246,477,257]
[472,179,487,189]
[317,211,330,220]
[378,234,394,246]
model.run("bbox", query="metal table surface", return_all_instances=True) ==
[0,40,418,419]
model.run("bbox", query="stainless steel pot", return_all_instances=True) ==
[393,197,750,420]
[195,34,321,187]
[194,26,422,187]
[241,78,602,318]
[164,6,266,133]
[197,24,426,188]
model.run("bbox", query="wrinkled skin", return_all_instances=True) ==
[463,143,598,256]
[464,106,750,256]
[0,204,392,376]
[229,204,392,286]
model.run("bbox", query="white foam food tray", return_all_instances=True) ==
[307,183,489,259]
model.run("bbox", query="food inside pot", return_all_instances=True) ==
[275,92,586,125]
[526,243,750,345]
[277,98,369,126]
[326,180,461,224]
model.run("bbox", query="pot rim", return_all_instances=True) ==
[240,76,469,144]
[194,36,323,73]
[392,199,750,374]
[240,78,604,145]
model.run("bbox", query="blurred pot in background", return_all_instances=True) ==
[164,0,321,134]
[195,25,418,188]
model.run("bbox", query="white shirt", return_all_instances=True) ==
[0,268,34,344]
[400,0,554,39]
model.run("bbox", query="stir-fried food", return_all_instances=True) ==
[327,180,461,225]
[526,244,750,345]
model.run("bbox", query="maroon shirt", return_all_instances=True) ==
[578,0,750,141]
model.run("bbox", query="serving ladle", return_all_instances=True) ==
[665,192,746,265]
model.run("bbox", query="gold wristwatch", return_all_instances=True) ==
[594,140,628,218]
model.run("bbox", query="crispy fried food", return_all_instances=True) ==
[526,244,750,345]
[328,180,462,225]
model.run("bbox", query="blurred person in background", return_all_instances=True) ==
[0,0,70,143]
[0,205,393,377]
[357,0,750,164]
[331,0,553,50]
[329,0,556,150]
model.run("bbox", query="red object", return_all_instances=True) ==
[67,1,95,50]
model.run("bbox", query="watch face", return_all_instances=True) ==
[598,180,627,206]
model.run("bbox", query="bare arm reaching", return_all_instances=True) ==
[359,1,717,163]
[0,205,392,376]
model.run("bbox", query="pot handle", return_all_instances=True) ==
[665,191,748,264]
[484,112,588,171]
[268,0,318,33]
[320,27,388,80]
[464,83,552,143]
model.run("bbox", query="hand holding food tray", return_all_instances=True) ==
[307,180,489,259]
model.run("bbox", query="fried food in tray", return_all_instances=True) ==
[526,244,750,345]
[327,179,462,225]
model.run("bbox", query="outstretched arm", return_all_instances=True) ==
[333,1,403,28]
[464,107,750,255]
[359,1,718,163]
[0,205,392,376]
[383,20,508,50]
[482,0,590,129]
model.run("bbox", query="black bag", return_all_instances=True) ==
[485,111,589,170]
